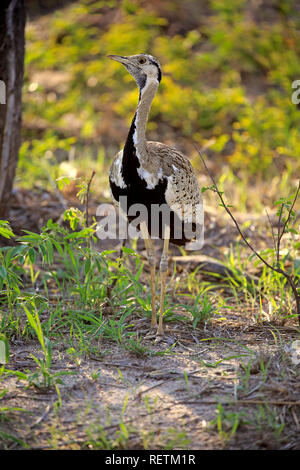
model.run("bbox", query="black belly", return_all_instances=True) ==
[109,177,197,246]
[109,123,198,245]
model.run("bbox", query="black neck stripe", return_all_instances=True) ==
[148,58,162,82]
[137,73,147,92]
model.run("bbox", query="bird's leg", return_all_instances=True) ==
[157,225,170,336]
[140,221,157,329]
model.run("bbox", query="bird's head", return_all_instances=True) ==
[107,53,162,91]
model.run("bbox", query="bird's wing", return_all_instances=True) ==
[147,141,203,224]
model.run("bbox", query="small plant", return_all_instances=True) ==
[183,292,215,327]
[84,417,135,450]
[123,335,151,357]
[4,301,76,404]
[0,223,25,327]
[84,423,115,450]
[162,428,191,450]
[210,402,246,443]
[250,404,285,440]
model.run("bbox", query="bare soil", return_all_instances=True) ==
[2,317,300,450]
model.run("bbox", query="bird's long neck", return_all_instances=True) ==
[124,78,158,165]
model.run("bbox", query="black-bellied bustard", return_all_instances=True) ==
[108,53,203,336]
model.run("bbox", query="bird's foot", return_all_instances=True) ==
[145,324,158,339]
[145,326,170,344]
[154,332,175,346]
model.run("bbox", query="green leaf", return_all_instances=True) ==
[39,244,47,262]
[121,246,137,255]
[23,306,46,355]
[20,230,41,239]
[0,266,7,280]
[0,221,15,239]
[51,239,64,257]
[46,239,54,264]
[56,176,71,191]
[28,247,36,264]
[84,258,91,275]
[101,249,117,256]
[65,244,77,270]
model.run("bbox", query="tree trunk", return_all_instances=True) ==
[0,0,25,218]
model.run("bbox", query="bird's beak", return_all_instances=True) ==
[107,54,130,65]
[107,54,140,70]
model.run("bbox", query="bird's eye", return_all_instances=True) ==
[138,57,146,64]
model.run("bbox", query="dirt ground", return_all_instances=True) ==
[2,317,300,450]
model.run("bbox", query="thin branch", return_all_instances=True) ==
[194,145,275,272]
[277,204,284,268]
[194,144,300,322]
